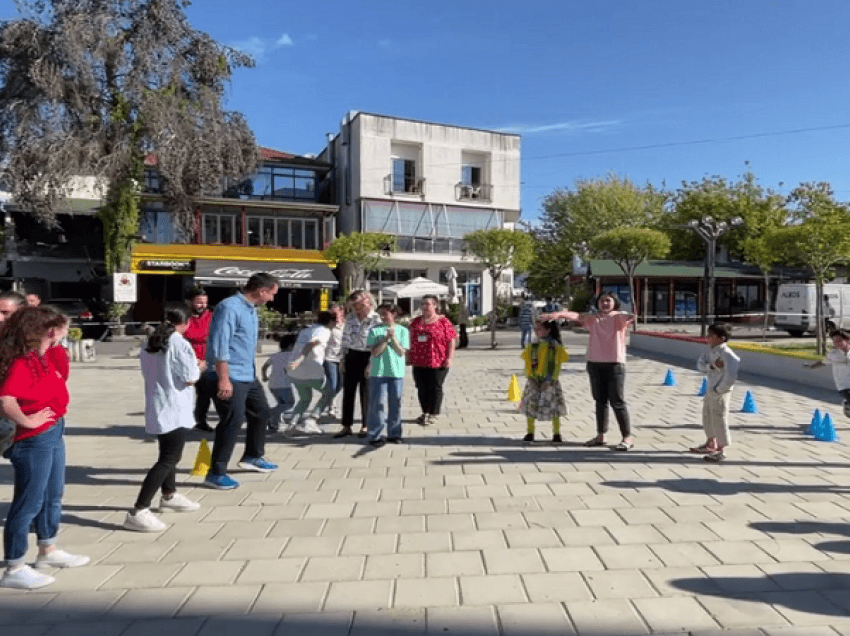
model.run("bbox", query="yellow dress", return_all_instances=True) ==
[519,340,569,419]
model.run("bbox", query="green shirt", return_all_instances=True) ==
[367,324,410,378]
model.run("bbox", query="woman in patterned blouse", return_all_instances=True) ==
[407,295,457,426]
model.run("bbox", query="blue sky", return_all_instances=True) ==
[5,0,850,222]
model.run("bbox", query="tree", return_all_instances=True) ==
[541,173,667,253]
[590,227,670,329]
[322,232,396,295]
[463,228,535,348]
[525,238,574,299]
[0,0,258,271]
[769,182,850,354]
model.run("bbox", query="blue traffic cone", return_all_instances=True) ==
[815,413,839,442]
[663,369,676,386]
[807,409,822,435]
[741,390,758,414]
[697,377,707,397]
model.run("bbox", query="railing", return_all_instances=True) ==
[455,182,491,202]
[384,175,425,196]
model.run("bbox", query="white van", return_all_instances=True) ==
[774,283,850,337]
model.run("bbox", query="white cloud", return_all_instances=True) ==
[231,36,267,60]
[497,119,623,135]
[275,33,294,48]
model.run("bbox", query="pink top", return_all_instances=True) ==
[577,312,634,363]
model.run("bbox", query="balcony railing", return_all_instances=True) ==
[455,182,492,202]
[384,175,425,196]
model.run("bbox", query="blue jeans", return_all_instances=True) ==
[4,418,65,565]
[270,386,295,426]
[323,360,341,410]
[367,377,404,441]
[520,325,533,348]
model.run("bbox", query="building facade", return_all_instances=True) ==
[319,112,521,315]
[130,147,339,321]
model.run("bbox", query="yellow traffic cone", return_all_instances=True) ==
[508,375,521,402]
[191,438,211,477]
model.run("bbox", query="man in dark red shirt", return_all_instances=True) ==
[183,288,214,431]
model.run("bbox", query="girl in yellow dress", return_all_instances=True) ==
[519,319,569,443]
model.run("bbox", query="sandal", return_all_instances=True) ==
[357,428,368,438]
[689,443,716,454]
[615,439,634,451]
[584,436,605,447]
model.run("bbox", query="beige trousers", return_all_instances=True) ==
[702,391,732,447]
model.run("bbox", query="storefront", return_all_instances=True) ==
[130,244,338,321]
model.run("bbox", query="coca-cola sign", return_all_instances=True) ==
[213,266,315,280]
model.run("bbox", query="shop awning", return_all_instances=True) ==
[194,260,337,288]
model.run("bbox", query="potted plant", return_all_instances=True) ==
[107,303,131,337]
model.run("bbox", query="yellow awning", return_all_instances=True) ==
[130,243,335,275]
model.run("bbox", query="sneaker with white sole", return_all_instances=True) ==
[35,549,90,569]
[159,493,200,512]
[0,565,55,589]
[123,508,168,532]
[237,457,277,473]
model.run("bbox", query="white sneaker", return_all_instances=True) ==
[299,417,322,435]
[123,508,168,532]
[35,549,90,569]
[159,493,200,512]
[0,565,55,589]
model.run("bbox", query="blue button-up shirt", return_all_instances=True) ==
[206,293,258,383]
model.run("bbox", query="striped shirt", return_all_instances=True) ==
[341,311,381,353]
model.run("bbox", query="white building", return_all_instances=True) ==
[319,111,521,315]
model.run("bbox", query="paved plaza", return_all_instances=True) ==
[3,328,850,635]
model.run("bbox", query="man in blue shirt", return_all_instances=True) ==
[205,273,279,489]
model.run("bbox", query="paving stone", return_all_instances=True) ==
[451,530,508,551]
[425,606,500,635]
[594,544,664,569]
[697,595,790,628]
[349,608,426,635]
[323,580,393,611]
[300,556,365,582]
[565,598,649,636]
[280,536,343,557]
[398,532,452,553]
[394,577,459,607]
[274,611,353,636]
[459,574,527,605]
[222,537,288,560]
[107,587,193,619]
[584,570,657,599]
[32,591,125,623]
[522,572,593,602]
[648,542,722,567]
[251,582,328,616]
[169,560,245,586]
[99,562,184,589]
[497,603,576,636]
[701,540,776,565]
[364,553,425,580]
[757,590,849,626]
[632,596,718,631]
[237,557,305,584]
[120,618,206,636]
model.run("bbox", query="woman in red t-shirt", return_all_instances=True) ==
[407,295,457,426]
[0,306,89,590]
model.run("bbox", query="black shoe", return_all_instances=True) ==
[333,428,352,439]
[194,422,214,432]
[369,439,386,448]
[386,437,403,444]
[522,433,534,442]
[552,434,563,443]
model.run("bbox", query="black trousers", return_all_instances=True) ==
[586,362,631,437]
[194,373,215,427]
[458,325,468,349]
[210,377,269,476]
[342,350,371,429]
[412,366,449,415]
[135,427,186,510]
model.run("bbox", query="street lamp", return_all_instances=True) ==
[687,216,744,337]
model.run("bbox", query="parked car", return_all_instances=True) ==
[48,299,108,339]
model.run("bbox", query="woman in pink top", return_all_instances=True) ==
[543,293,635,450]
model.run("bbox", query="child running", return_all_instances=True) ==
[125,305,204,532]
[262,333,297,432]
[519,319,569,443]
[805,328,850,417]
[691,323,740,462]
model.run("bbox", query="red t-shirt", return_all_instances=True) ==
[408,316,457,368]
[1,346,70,442]
[184,310,212,360]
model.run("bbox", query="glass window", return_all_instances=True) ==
[262,218,275,246]
[247,217,261,246]
[461,165,481,186]
[392,159,416,192]
[221,215,235,244]
[276,219,289,247]
[203,215,218,243]
[291,219,303,249]
[304,220,317,250]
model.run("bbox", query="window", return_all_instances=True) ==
[202,213,238,244]
[143,169,163,194]
[140,210,173,243]
[392,158,417,193]
[244,216,319,249]
[461,165,481,186]
[243,165,318,201]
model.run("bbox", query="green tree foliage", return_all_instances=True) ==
[525,238,573,298]
[768,182,850,353]
[322,232,396,295]
[590,227,670,327]
[666,170,784,260]
[463,228,535,348]
[540,173,667,251]
[0,0,258,270]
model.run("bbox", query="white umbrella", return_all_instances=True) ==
[384,277,449,298]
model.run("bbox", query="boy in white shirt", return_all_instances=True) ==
[691,323,740,462]
[261,333,297,432]
[806,328,850,417]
